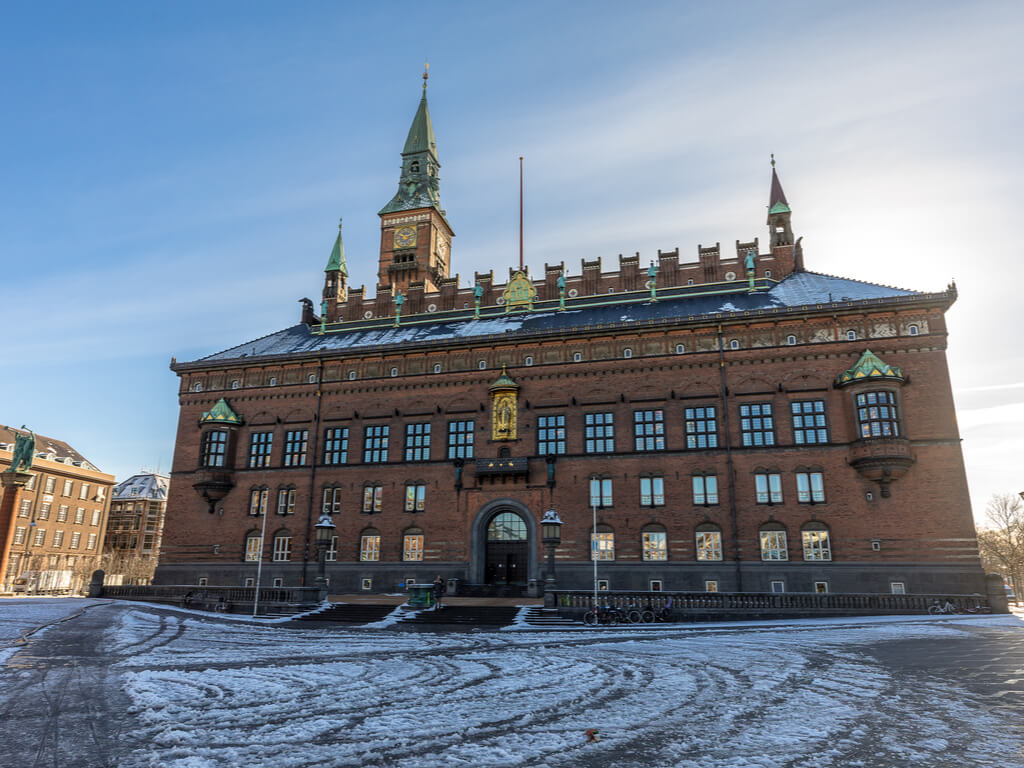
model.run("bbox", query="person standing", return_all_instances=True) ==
[433,575,445,610]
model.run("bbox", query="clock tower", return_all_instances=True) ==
[377,69,454,295]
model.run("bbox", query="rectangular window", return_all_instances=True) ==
[53,530,65,547]
[272,537,292,562]
[802,529,832,561]
[142,534,155,552]
[39,502,51,520]
[57,505,68,522]
[796,472,825,503]
[248,488,268,516]
[70,532,81,549]
[277,488,296,515]
[91,509,101,526]
[245,537,262,562]
[684,406,718,449]
[705,580,719,593]
[597,579,609,591]
[890,582,906,595]
[360,535,381,562]
[326,535,338,562]
[591,531,615,561]
[739,402,775,447]
[44,477,56,493]
[248,432,274,468]
[403,534,424,561]
[322,487,341,515]
[361,578,373,590]
[364,425,390,463]
[283,430,309,467]
[201,430,227,467]
[79,484,90,500]
[87,533,97,550]
[74,507,85,524]
[642,530,667,561]
[447,420,474,459]
[792,400,829,444]
[760,530,788,561]
[650,580,663,592]
[405,484,426,512]
[244,577,256,587]
[13,527,26,545]
[633,410,665,451]
[18,499,31,517]
[26,475,36,490]
[363,485,383,513]
[639,477,664,507]
[584,412,615,454]
[404,423,431,462]
[537,415,567,455]
[323,427,349,465]
[271,577,282,588]
[770,580,786,593]
[692,475,719,505]
[696,530,723,561]
[856,391,900,438]
[62,479,73,497]
[755,473,783,504]
[814,581,829,594]
[589,477,612,508]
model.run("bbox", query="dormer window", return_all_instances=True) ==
[846,330,857,341]
[410,160,420,173]
[908,324,919,336]
[786,335,797,345]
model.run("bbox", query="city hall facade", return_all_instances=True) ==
[155,78,984,596]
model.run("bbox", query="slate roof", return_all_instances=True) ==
[113,473,170,502]
[185,271,940,368]
[0,425,97,470]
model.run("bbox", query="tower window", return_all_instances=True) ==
[231,380,240,389]
[433,363,442,374]
[623,348,632,359]
[675,344,685,354]
[268,377,277,387]
[390,367,399,377]
[908,324,919,336]
[410,160,420,173]
[348,371,357,380]
[729,339,740,350]
[846,330,857,341]
[786,335,797,345]
[524,356,533,366]
[573,352,582,362]
[479,360,487,370]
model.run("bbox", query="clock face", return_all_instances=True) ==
[394,226,417,249]
[437,238,448,255]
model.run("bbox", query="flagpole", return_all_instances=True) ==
[252,498,269,617]
[593,501,598,609]
[519,156,524,271]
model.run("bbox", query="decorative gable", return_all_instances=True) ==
[199,398,243,425]
[836,350,905,387]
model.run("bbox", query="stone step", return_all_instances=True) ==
[401,606,520,626]
[294,604,397,623]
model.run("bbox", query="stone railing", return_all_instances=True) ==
[550,590,991,619]
[100,584,321,613]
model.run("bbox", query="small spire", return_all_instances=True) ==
[423,60,429,92]
[770,153,775,169]
[325,217,348,276]
[768,156,789,213]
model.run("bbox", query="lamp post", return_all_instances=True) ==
[541,509,562,608]
[314,514,336,604]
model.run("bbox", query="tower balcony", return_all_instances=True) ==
[192,471,235,512]
[847,438,914,497]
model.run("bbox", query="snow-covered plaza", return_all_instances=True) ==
[1,599,1023,767]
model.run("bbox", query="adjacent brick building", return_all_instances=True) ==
[0,426,114,593]
[102,472,170,585]
[155,77,984,597]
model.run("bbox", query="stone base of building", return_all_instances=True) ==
[153,561,987,597]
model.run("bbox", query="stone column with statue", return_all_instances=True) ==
[1,428,36,589]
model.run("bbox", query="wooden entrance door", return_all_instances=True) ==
[485,512,528,585]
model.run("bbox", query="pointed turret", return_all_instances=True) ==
[380,67,442,215]
[323,218,348,310]
[767,155,794,247]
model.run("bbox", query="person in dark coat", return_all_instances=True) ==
[433,575,445,610]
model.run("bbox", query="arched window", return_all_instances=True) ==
[695,523,723,561]
[410,160,420,173]
[360,528,381,561]
[802,522,831,561]
[675,344,685,354]
[390,367,399,377]
[591,524,614,561]
[524,356,533,366]
[759,522,788,561]
[845,330,857,341]
[908,324,919,336]
[729,339,740,350]
[433,363,442,373]
[231,380,240,389]
[348,370,357,380]
[786,335,797,345]
[193,382,203,392]
[308,373,317,383]
[248,486,269,516]
[573,352,583,362]
[623,348,633,359]
[478,360,487,369]
[641,524,667,561]
[276,485,296,515]
[487,512,527,541]
[403,527,424,561]
[272,530,292,562]
[244,530,262,562]
[765,270,772,278]
[268,377,277,386]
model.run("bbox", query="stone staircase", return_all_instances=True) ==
[400,605,520,627]
[519,606,579,628]
[293,603,398,624]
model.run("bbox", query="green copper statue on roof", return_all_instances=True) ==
[380,65,442,215]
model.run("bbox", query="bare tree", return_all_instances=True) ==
[976,493,1024,606]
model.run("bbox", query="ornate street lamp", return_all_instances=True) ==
[314,514,336,603]
[541,508,563,608]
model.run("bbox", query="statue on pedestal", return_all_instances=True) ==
[7,427,35,473]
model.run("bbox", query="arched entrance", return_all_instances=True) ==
[485,512,528,585]
[469,499,539,587]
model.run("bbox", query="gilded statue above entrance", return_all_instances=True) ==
[489,367,520,441]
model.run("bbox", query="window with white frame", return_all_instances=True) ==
[53,530,65,548]
[786,334,797,345]
[277,488,296,515]
[79,484,90,499]
[322,486,341,515]
[403,530,424,561]
[814,581,829,593]
[591,525,615,561]
[90,509,101,526]
[87,533,97,550]
[589,477,612,507]
[326,535,338,562]
[363,485,383,513]
[584,412,614,453]
[405,422,431,462]
[890,582,906,594]
[639,476,664,506]
[846,330,857,340]
[44,477,56,493]
[760,526,788,561]
[695,525,723,561]
[802,524,832,561]
[405,483,426,512]
[62,479,73,496]
[18,499,30,517]
[323,427,349,465]
[39,502,51,520]
[249,431,273,468]
[642,526,667,561]
[70,531,81,549]
[74,507,85,524]
[283,430,309,467]
[245,534,262,562]
[33,528,46,546]
[57,505,68,522]
[796,472,825,503]
[360,531,381,561]
[13,526,26,545]
[249,487,268,516]
[908,324,919,336]
[692,475,718,505]
[705,580,719,593]
[771,580,785,593]
[755,473,783,504]
[855,391,900,438]
[272,535,292,562]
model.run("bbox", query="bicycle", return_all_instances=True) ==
[927,599,959,615]
[626,605,656,624]
[583,605,621,626]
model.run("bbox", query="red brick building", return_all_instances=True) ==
[156,79,984,597]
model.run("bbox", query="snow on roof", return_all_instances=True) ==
[113,473,170,501]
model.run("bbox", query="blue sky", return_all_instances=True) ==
[2,1,1021,520]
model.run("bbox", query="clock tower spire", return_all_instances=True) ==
[377,65,454,295]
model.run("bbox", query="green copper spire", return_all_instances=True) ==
[380,67,442,215]
[325,218,348,276]
[836,350,906,387]
[199,398,244,425]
